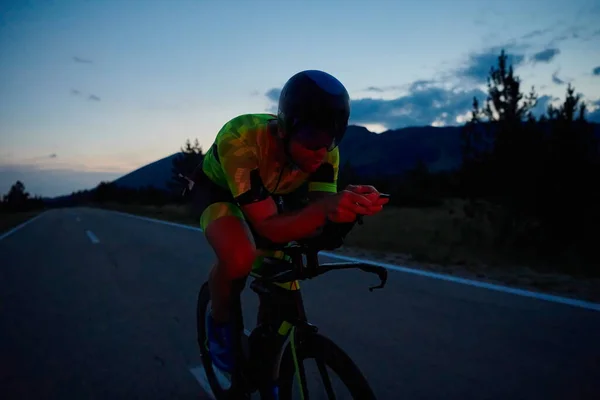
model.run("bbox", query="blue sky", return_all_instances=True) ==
[1,0,600,197]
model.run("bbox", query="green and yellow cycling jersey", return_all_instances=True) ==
[202,113,339,205]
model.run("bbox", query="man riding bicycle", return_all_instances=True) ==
[192,69,389,373]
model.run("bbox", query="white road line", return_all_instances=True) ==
[321,253,600,311]
[97,208,600,312]
[0,211,47,241]
[189,366,216,399]
[189,330,250,397]
[190,364,238,399]
[85,230,100,244]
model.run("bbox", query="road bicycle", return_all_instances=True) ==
[196,217,388,399]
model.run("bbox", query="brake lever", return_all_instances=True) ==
[359,265,387,291]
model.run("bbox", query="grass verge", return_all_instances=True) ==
[0,210,43,236]
[90,201,600,303]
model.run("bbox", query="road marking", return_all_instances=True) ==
[190,364,237,399]
[85,230,100,244]
[189,326,249,398]
[189,366,216,399]
[0,212,47,241]
[318,252,600,312]
[99,208,600,312]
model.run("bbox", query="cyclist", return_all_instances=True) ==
[192,69,389,373]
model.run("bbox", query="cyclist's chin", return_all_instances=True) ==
[297,159,322,173]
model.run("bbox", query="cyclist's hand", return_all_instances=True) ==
[319,190,373,223]
[345,185,389,213]
[329,208,360,224]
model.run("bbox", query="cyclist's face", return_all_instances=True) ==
[288,137,327,173]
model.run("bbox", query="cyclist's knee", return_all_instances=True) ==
[205,215,256,280]
[220,244,255,280]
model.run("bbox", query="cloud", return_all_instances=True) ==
[261,40,596,131]
[593,66,600,76]
[13,154,60,163]
[455,46,526,84]
[364,86,385,93]
[547,25,599,46]
[531,48,560,63]
[265,88,281,103]
[73,56,93,64]
[349,87,487,129]
[548,34,570,46]
[531,95,556,118]
[265,83,417,104]
[521,28,552,40]
[363,85,406,93]
[587,100,600,123]
[408,80,438,92]
[552,70,565,85]
[264,83,486,129]
[71,89,101,102]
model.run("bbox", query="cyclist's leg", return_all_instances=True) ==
[200,202,257,322]
[189,164,256,322]
[200,202,257,372]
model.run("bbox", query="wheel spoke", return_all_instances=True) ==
[316,359,336,399]
[296,359,310,400]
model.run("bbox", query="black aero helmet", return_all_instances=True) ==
[277,70,350,151]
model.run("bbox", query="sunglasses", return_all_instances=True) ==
[292,126,338,151]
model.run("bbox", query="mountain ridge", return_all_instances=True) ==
[92,122,600,193]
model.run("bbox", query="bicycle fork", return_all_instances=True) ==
[258,320,315,400]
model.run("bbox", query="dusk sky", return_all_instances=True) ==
[1,0,600,197]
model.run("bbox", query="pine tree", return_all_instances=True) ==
[168,138,206,199]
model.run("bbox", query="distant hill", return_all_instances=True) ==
[340,125,465,176]
[111,153,181,191]
[104,122,600,192]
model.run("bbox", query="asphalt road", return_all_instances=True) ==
[1,207,599,399]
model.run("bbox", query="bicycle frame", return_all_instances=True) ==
[226,247,384,397]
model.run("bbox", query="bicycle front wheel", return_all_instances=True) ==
[196,281,248,399]
[276,331,377,399]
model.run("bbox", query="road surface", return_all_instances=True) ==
[1,207,599,399]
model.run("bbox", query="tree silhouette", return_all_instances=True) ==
[168,138,205,199]
[459,50,548,240]
[536,84,600,265]
[3,181,30,211]
[458,49,600,270]
[0,180,46,211]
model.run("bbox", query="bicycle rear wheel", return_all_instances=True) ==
[276,331,377,399]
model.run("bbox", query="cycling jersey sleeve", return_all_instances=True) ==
[308,147,339,193]
[217,130,270,205]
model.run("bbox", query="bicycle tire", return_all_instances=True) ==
[196,281,249,399]
[276,331,377,399]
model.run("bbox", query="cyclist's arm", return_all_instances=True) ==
[240,196,328,244]
[255,159,339,241]
[217,131,329,243]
